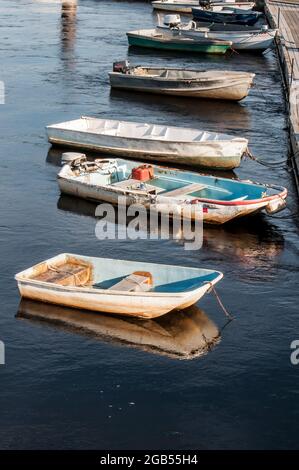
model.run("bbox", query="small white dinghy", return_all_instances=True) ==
[15,254,223,318]
[109,61,255,101]
[46,116,249,170]
[57,155,287,224]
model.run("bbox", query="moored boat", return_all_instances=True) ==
[15,254,223,318]
[192,6,263,25]
[46,116,249,170]
[159,16,277,51]
[127,28,232,54]
[57,154,287,224]
[152,0,255,13]
[109,61,255,100]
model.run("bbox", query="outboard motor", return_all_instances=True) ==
[199,0,212,10]
[113,60,130,74]
[163,14,181,28]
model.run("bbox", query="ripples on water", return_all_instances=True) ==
[0,0,299,450]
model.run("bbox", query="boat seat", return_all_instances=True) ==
[32,262,91,287]
[163,183,207,198]
[108,272,153,292]
[112,178,164,194]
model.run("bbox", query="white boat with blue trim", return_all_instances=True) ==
[57,154,287,224]
[15,254,224,318]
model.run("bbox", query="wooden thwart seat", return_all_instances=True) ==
[112,178,164,193]
[108,271,153,292]
[163,183,206,198]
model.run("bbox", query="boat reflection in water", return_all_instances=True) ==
[57,194,284,267]
[109,88,251,132]
[17,300,220,360]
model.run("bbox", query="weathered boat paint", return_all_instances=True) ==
[15,254,223,318]
[57,157,287,224]
[46,117,248,170]
[109,66,255,101]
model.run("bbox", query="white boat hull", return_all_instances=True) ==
[16,254,223,319]
[57,160,287,224]
[179,29,276,50]
[47,117,248,170]
[109,69,254,100]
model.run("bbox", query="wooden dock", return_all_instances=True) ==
[265,0,299,189]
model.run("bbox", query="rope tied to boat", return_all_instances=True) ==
[204,282,234,321]
[245,149,289,169]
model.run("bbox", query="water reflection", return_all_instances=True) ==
[109,88,251,130]
[60,0,77,67]
[17,299,220,360]
[57,194,284,268]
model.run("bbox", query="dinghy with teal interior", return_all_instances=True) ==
[15,254,223,319]
[57,154,287,224]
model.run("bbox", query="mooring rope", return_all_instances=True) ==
[246,149,289,169]
[205,282,234,321]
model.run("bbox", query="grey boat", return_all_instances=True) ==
[109,61,255,101]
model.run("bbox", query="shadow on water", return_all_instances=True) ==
[17,299,222,360]
[109,88,251,129]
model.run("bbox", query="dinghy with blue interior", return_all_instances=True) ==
[57,153,287,224]
[15,254,223,319]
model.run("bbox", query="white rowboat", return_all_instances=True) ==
[46,117,249,170]
[15,254,223,319]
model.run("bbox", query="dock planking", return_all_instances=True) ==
[265,0,299,190]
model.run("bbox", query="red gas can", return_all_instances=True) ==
[132,165,154,182]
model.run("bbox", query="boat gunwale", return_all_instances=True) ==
[47,117,249,146]
[109,70,256,84]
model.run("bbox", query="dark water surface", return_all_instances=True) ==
[0,0,299,450]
